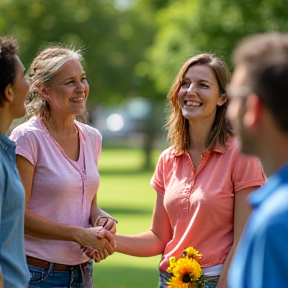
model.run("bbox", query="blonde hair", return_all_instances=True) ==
[166,53,233,153]
[25,45,88,122]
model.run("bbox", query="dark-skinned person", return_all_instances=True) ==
[10,45,117,288]
[0,35,30,287]
[114,53,265,288]
[227,32,288,288]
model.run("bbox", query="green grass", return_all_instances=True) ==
[94,148,162,288]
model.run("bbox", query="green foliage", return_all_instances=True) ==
[2,0,286,105]
[0,0,157,106]
[146,0,288,94]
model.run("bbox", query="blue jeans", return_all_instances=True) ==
[159,270,219,288]
[28,262,84,288]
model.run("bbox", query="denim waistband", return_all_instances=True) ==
[202,264,223,276]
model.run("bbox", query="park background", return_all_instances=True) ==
[1,0,288,287]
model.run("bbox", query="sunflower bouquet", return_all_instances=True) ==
[166,247,203,288]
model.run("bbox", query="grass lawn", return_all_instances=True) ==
[94,148,163,288]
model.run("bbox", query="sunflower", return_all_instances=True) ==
[183,247,202,261]
[167,247,203,288]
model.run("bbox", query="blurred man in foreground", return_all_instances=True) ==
[227,32,288,288]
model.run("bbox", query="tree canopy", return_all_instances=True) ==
[1,0,287,105]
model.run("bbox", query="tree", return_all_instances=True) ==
[0,0,162,169]
[145,0,288,94]
[0,0,157,106]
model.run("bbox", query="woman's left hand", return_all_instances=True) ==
[82,246,109,263]
[83,216,117,262]
[95,217,117,234]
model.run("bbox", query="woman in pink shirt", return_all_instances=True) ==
[10,46,117,287]
[115,53,265,288]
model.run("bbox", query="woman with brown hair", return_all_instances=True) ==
[115,53,265,288]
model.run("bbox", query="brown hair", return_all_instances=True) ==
[166,53,233,153]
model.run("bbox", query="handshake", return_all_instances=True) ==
[80,216,118,263]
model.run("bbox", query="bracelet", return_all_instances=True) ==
[95,216,118,226]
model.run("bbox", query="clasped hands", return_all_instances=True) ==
[81,216,117,263]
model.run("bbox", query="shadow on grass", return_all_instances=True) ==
[100,206,152,216]
[99,169,154,176]
[93,265,159,288]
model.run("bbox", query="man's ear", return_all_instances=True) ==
[3,84,14,103]
[243,93,262,128]
[217,93,227,106]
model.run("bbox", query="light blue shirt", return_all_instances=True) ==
[228,163,288,288]
[0,133,29,287]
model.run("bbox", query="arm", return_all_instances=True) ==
[83,195,118,262]
[17,155,115,253]
[90,195,117,234]
[115,192,172,257]
[216,186,258,288]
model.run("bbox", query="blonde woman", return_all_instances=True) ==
[10,46,117,287]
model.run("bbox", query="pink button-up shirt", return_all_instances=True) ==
[151,136,265,271]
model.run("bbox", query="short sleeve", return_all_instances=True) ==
[232,153,266,192]
[150,147,174,195]
[94,129,102,164]
[151,153,165,195]
[9,129,38,166]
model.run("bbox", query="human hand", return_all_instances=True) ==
[82,246,108,263]
[79,226,115,255]
[81,227,115,263]
[96,216,117,234]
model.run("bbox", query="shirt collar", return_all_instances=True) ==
[0,133,15,151]
[249,163,288,208]
[170,142,226,157]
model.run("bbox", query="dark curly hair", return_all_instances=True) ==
[0,36,19,107]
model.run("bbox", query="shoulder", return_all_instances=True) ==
[251,187,288,251]
[75,122,102,140]
[10,117,43,141]
[263,185,288,220]
[158,146,175,162]
[223,135,241,154]
[76,122,102,156]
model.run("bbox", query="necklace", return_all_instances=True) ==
[43,118,78,136]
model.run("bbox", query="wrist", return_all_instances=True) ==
[94,216,118,227]
[71,226,85,244]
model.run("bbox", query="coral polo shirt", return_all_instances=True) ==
[151,136,265,271]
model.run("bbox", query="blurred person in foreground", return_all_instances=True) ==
[227,32,288,288]
[9,45,117,287]
[0,36,30,287]
[115,53,265,288]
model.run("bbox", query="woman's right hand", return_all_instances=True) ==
[79,226,115,261]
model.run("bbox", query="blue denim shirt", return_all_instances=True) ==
[0,133,29,287]
[228,163,288,288]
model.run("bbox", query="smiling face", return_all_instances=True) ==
[42,58,89,118]
[178,64,225,124]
